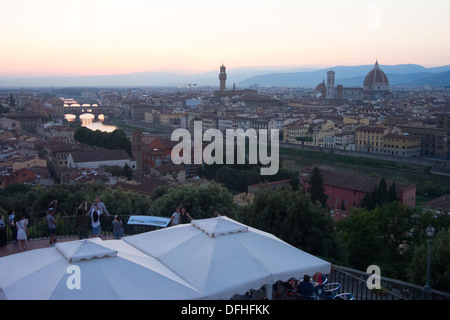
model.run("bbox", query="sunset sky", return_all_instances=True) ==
[1,0,449,77]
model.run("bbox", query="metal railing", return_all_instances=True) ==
[328,265,402,300]
[329,265,450,300]
[4,215,156,242]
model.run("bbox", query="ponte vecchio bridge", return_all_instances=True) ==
[63,100,111,120]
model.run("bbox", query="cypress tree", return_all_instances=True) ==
[388,182,397,202]
[307,167,328,208]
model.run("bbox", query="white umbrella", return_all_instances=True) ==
[123,216,331,300]
[0,238,205,300]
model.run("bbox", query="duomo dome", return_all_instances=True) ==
[363,60,389,92]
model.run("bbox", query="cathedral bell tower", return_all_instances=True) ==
[326,70,335,99]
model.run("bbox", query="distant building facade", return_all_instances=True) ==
[318,61,390,101]
[398,114,450,157]
[355,126,389,153]
[383,133,421,157]
[213,64,257,100]
[299,167,417,212]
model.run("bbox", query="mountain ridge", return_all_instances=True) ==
[238,64,450,87]
[1,64,449,88]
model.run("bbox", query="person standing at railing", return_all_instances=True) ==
[0,213,7,247]
[87,197,110,239]
[47,208,57,247]
[169,207,181,227]
[76,202,89,240]
[21,208,30,231]
[49,200,58,214]
[16,214,29,252]
[8,210,17,244]
[180,207,194,224]
[112,215,124,239]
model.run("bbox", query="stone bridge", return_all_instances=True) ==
[63,104,112,120]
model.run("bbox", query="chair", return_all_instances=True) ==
[319,283,341,299]
[334,293,355,300]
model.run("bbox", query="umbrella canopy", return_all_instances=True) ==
[0,238,205,300]
[123,216,331,300]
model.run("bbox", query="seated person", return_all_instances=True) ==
[312,272,323,285]
[297,275,315,297]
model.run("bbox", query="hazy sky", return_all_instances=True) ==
[1,0,449,77]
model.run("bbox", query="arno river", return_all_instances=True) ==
[64,113,118,133]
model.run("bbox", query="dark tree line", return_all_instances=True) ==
[360,178,397,210]
[240,186,343,262]
[74,127,132,155]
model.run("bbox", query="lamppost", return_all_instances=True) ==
[423,225,435,300]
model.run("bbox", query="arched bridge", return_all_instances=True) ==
[64,104,112,120]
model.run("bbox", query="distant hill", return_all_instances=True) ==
[1,64,449,88]
[0,66,322,88]
[336,71,450,87]
[238,64,450,88]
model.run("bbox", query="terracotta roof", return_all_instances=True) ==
[154,163,185,173]
[355,126,387,132]
[148,137,179,150]
[300,167,415,196]
[422,195,450,213]
[384,133,421,140]
[70,148,131,163]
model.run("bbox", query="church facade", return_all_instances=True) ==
[316,61,390,101]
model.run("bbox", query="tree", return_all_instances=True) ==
[242,186,342,261]
[150,183,238,220]
[336,207,383,270]
[378,178,388,205]
[388,182,397,202]
[337,201,419,280]
[408,229,450,293]
[361,177,395,210]
[8,93,16,107]
[73,127,132,155]
[123,163,133,181]
[73,126,90,144]
[0,103,10,114]
[307,167,328,208]
[289,174,300,191]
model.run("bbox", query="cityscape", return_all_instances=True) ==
[0,0,449,306]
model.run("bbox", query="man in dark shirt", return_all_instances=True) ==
[297,275,315,298]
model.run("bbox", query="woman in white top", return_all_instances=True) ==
[16,215,28,252]
[87,197,110,239]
